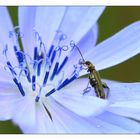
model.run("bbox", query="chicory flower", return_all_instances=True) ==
[0,6,140,133]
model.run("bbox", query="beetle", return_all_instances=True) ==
[73,43,109,99]
[80,60,109,99]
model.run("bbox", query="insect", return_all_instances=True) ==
[74,43,110,99]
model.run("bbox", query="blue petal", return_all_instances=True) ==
[0,67,13,82]
[14,101,56,133]
[96,111,140,133]
[45,97,100,133]
[18,7,36,59]
[104,80,140,102]
[108,100,140,120]
[13,97,36,133]
[85,21,140,71]
[51,78,108,117]
[99,80,140,121]
[35,103,56,133]
[88,117,130,133]
[68,7,105,44]
[0,7,18,65]
[34,7,66,50]
[53,7,104,44]
[0,82,22,120]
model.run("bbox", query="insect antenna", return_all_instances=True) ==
[75,45,85,62]
[70,41,86,63]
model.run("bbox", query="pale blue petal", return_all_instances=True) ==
[0,81,20,97]
[46,97,100,133]
[18,7,36,59]
[78,24,98,53]
[104,80,140,102]
[110,100,140,109]
[0,68,13,82]
[34,102,56,133]
[12,97,36,133]
[35,7,66,50]
[85,21,140,71]
[96,111,140,133]
[54,7,103,44]
[98,80,140,121]
[0,82,22,120]
[15,101,56,133]
[0,100,19,121]
[0,7,18,64]
[88,117,129,133]
[52,78,108,117]
[108,100,140,120]
[92,23,98,45]
[69,7,105,44]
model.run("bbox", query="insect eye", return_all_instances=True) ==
[85,61,90,65]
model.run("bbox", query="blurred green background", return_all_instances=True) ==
[0,6,140,134]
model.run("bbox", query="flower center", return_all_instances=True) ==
[3,27,83,102]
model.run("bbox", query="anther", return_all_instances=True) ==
[24,68,31,82]
[37,55,43,76]
[32,75,36,91]
[50,62,59,81]
[57,75,78,91]
[7,61,17,75]
[45,88,56,97]
[56,56,68,74]
[57,78,69,90]
[13,78,25,96]
[43,71,49,86]
[35,96,40,102]
[13,45,31,82]
[48,45,54,58]
[13,46,24,63]
[50,50,56,65]
[34,47,38,61]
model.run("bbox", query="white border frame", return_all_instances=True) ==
[0,0,140,6]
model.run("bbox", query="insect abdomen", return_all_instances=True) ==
[89,70,106,99]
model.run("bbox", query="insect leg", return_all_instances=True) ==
[94,85,101,98]
[102,82,110,98]
[83,81,91,95]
